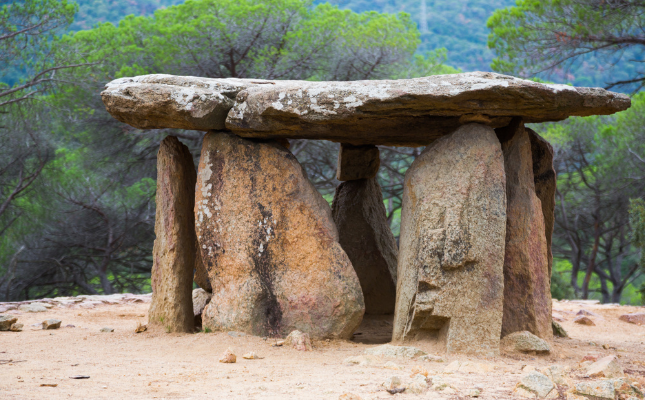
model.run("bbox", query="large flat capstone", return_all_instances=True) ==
[101,72,630,146]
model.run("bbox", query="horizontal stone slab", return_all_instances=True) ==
[102,72,630,146]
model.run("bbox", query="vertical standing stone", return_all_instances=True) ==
[195,131,364,339]
[500,124,552,340]
[149,136,196,333]
[337,144,380,181]
[527,128,556,278]
[392,124,506,355]
[332,178,398,314]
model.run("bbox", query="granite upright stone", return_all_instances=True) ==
[148,136,196,333]
[392,124,507,355]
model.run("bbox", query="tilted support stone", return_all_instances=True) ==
[336,144,380,181]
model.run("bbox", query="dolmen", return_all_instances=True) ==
[102,72,629,355]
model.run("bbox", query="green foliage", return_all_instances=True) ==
[487,0,643,90]
[630,199,645,268]
[551,259,575,300]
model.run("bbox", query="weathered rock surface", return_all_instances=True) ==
[42,319,62,330]
[227,72,630,146]
[501,124,552,340]
[528,129,556,278]
[0,315,17,331]
[193,250,211,293]
[332,178,398,314]
[148,136,196,333]
[192,288,212,329]
[392,124,507,355]
[552,320,568,338]
[364,344,427,359]
[574,316,595,326]
[619,313,645,325]
[515,371,555,398]
[195,131,364,339]
[501,331,551,353]
[103,72,630,146]
[586,356,624,379]
[10,323,23,332]
[219,348,236,363]
[19,303,47,312]
[336,144,380,181]
[574,380,615,399]
[101,75,252,130]
[284,330,313,351]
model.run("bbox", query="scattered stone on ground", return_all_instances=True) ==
[134,323,146,333]
[284,330,313,351]
[410,365,429,377]
[574,316,596,326]
[419,354,444,362]
[619,313,645,325]
[383,361,402,370]
[577,309,600,317]
[574,380,616,399]
[242,352,260,360]
[541,365,570,385]
[468,387,482,397]
[586,355,624,378]
[552,320,568,337]
[227,331,246,338]
[501,331,551,353]
[100,327,114,333]
[219,348,236,363]
[364,344,427,359]
[406,374,428,394]
[430,376,453,391]
[343,355,379,367]
[514,371,555,398]
[0,314,17,330]
[10,323,23,332]
[42,319,62,330]
[382,376,402,391]
[20,303,47,313]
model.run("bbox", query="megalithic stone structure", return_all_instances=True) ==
[101,71,629,347]
[148,136,197,333]
[498,121,552,340]
[392,124,507,355]
[194,131,364,339]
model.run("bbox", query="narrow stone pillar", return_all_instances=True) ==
[148,136,196,333]
[332,178,398,314]
[336,143,380,181]
[528,128,556,278]
[392,124,506,355]
[500,123,552,340]
[195,131,364,339]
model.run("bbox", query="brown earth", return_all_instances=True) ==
[1,297,645,399]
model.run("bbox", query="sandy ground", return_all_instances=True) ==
[1,297,645,399]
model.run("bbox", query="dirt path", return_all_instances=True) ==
[1,297,644,399]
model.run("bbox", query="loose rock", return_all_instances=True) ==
[219,348,236,363]
[242,352,260,360]
[619,313,645,325]
[574,316,595,326]
[100,327,114,333]
[19,303,47,313]
[406,374,428,394]
[382,376,402,391]
[364,344,427,359]
[541,365,569,385]
[0,315,18,331]
[410,365,429,377]
[501,331,551,353]
[10,323,23,332]
[42,319,62,330]
[574,380,615,399]
[284,330,313,351]
[552,320,568,338]
[393,124,506,355]
[383,361,402,370]
[343,355,379,366]
[586,356,624,379]
[192,288,212,329]
[515,371,555,398]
